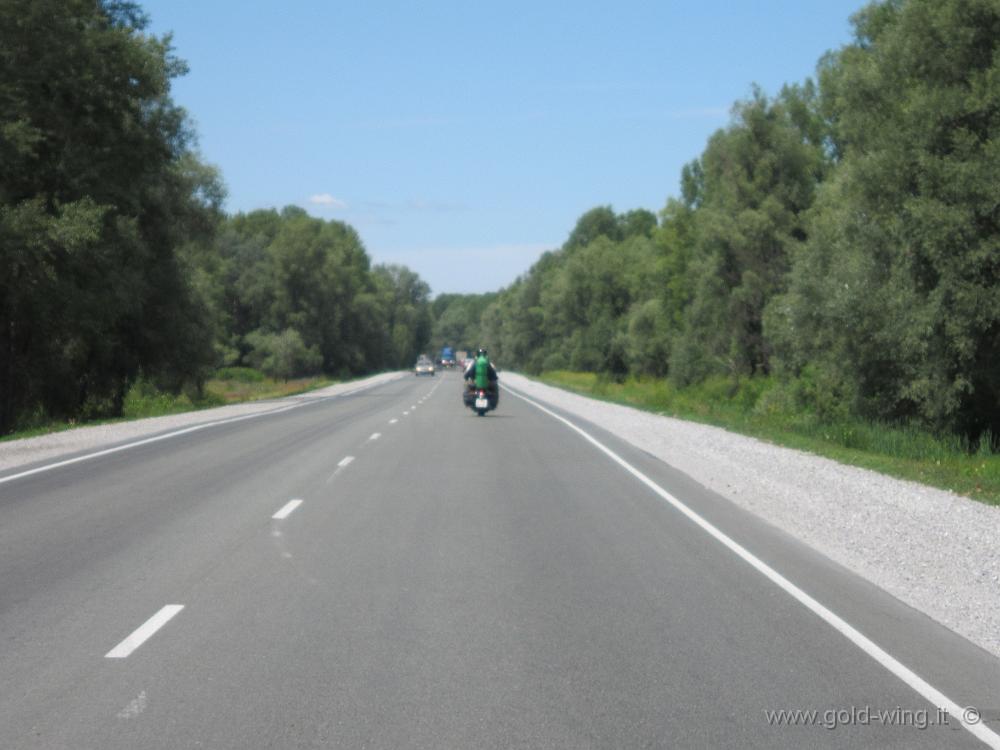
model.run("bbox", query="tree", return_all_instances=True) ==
[245,328,322,381]
[770,0,1000,438]
[372,264,432,368]
[429,291,500,360]
[0,0,223,432]
[669,85,828,383]
[193,209,434,379]
[619,209,658,240]
[254,207,375,375]
[564,206,621,250]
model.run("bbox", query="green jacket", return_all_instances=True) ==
[474,355,490,389]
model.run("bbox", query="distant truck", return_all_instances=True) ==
[454,350,468,368]
[439,346,456,367]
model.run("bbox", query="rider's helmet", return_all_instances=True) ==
[477,347,488,358]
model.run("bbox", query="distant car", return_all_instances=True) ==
[414,357,435,376]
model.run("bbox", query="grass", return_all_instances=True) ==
[537,371,1000,506]
[202,374,335,404]
[1,369,337,443]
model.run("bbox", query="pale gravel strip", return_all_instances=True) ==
[502,372,1000,659]
[0,372,405,474]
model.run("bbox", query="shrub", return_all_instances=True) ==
[214,367,265,383]
[245,329,323,381]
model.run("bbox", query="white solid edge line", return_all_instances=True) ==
[503,384,1000,749]
[0,405,300,487]
[338,456,354,468]
[105,605,185,659]
[272,499,303,520]
[0,375,404,487]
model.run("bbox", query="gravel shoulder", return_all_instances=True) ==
[0,372,405,474]
[503,372,1000,660]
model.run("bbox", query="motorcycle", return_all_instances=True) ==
[463,383,497,416]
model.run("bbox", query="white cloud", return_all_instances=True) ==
[308,193,347,208]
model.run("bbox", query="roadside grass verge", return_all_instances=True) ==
[537,371,1000,506]
[202,368,336,405]
[0,369,337,443]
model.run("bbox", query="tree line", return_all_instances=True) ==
[4,0,997,444]
[435,0,1000,444]
[0,0,432,434]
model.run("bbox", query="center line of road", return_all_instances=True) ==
[504,384,1000,750]
[106,605,184,659]
[369,432,381,441]
[338,456,354,468]
[272,499,303,519]
[403,411,410,416]
[389,418,398,424]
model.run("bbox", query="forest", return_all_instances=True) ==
[0,0,432,434]
[2,0,998,449]
[436,0,1000,447]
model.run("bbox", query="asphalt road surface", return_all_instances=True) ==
[1,371,998,749]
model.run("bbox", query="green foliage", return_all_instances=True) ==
[477,84,830,390]
[465,206,673,376]
[8,0,1000,462]
[428,291,498,361]
[245,328,322,381]
[480,0,1000,453]
[540,371,1000,504]
[669,85,829,383]
[192,208,433,379]
[619,209,658,240]
[564,206,621,249]
[769,0,1000,440]
[372,264,433,368]
[213,367,265,383]
[625,299,672,377]
[122,378,219,419]
[0,0,222,433]
[564,206,658,251]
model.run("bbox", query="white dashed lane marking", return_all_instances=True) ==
[272,499,303,520]
[106,605,184,659]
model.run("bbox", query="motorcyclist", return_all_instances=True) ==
[463,347,499,408]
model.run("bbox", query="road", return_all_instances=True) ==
[1,371,998,749]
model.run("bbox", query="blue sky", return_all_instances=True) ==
[143,0,864,295]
